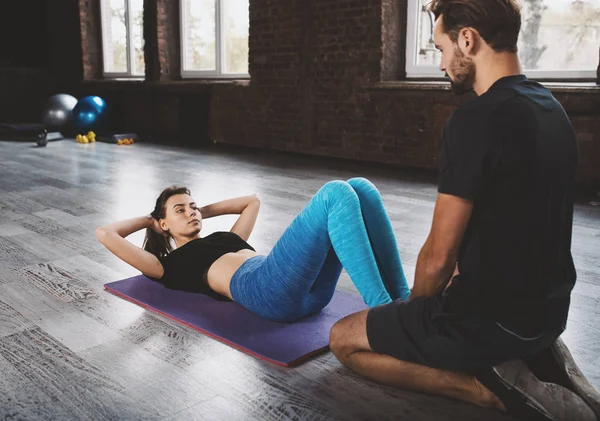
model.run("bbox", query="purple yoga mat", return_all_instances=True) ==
[104,275,368,366]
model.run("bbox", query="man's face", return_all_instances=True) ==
[434,17,476,95]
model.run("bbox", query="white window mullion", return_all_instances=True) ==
[523,70,596,80]
[405,0,419,76]
[100,0,111,77]
[216,0,223,76]
[180,0,188,72]
[126,0,133,76]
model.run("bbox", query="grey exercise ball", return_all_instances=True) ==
[41,94,78,130]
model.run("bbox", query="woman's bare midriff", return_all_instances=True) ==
[205,249,260,299]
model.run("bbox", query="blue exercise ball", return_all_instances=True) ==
[72,96,108,133]
[41,94,78,130]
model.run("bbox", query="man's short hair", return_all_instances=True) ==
[429,0,522,53]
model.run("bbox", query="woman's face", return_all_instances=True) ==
[160,194,202,237]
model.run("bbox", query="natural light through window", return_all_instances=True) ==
[406,0,600,79]
[100,0,145,77]
[180,0,250,78]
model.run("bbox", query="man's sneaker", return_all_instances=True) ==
[475,358,597,421]
[524,337,600,420]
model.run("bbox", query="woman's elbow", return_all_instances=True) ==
[248,195,261,210]
[95,226,109,243]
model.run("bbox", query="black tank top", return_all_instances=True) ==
[155,231,255,299]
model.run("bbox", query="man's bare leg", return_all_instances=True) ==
[329,310,505,411]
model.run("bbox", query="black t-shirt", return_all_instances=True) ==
[152,231,255,301]
[438,75,578,333]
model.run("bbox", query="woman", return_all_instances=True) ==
[96,178,411,322]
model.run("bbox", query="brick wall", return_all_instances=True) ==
[77,0,600,188]
[211,0,415,159]
[80,0,102,80]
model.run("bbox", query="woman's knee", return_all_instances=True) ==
[317,180,359,204]
[320,180,352,193]
[347,177,378,195]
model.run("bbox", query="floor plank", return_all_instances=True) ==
[0,328,159,420]
[0,298,35,338]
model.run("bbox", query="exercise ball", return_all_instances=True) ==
[41,94,78,130]
[72,95,108,133]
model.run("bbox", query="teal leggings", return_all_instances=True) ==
[230,178,410,322]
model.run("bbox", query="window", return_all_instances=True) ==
[406,0,600,80]
[100,0,145,77]
[180,0,250,78]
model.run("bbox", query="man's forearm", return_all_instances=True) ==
[411,240,456,299]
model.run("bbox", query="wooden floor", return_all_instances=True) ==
[0,138,598,421]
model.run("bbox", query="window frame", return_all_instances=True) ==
[100,0,143,78]
[180,0,250,79]
[405,0,598,81]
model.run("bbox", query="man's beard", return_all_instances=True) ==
[447,46,475,95]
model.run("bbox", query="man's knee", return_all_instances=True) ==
[329,318,349,363]
[329,310,371,366]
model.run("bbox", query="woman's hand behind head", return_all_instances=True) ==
[149,216,169,238]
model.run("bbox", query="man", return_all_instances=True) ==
[329,1,599,420]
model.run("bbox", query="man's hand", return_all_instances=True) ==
[411,194,472,298]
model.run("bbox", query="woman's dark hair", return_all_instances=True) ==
[143,185,191,259]
[428,0,522,53]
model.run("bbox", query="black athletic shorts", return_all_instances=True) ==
[366,292,564,374]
